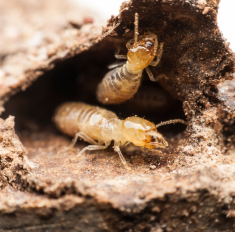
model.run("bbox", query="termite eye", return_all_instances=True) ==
[145,41,153,48]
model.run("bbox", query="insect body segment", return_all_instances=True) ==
[96,13,164,105]
[96,63,143,104]
[54,102,177,168]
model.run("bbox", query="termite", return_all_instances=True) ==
[54,102,187,169]
[96,13,164,105]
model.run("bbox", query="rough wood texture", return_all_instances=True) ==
[1,0,235,231]
[0,0,102,114]
[0,117,30,189]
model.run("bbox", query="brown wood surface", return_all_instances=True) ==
[1,0,235,231]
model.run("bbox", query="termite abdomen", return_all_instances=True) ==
[97,64,142,104]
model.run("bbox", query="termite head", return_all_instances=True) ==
[127,34,156,70]
[121,116,168,149]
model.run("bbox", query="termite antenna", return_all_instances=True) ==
[153,35,158,55]
[156,119,188,129]
[134,13,139,43]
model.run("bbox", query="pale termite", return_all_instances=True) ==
[54,102,187,169]
[96,13,164,104]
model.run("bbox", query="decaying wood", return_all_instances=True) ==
[1,0,235,231]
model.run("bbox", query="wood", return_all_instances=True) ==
[1,0,235,231]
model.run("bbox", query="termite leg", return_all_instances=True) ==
[145,67,154,82]
[77,142,111,157]
[70,132,98,149]
[115,54,128,59]
[123,141,130,146]
[126,38,135,49]
[145,67,165,82]
[114,145,130,170]
[115,49,127,59]
[150,43,164,66]
[108,61,126,70]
